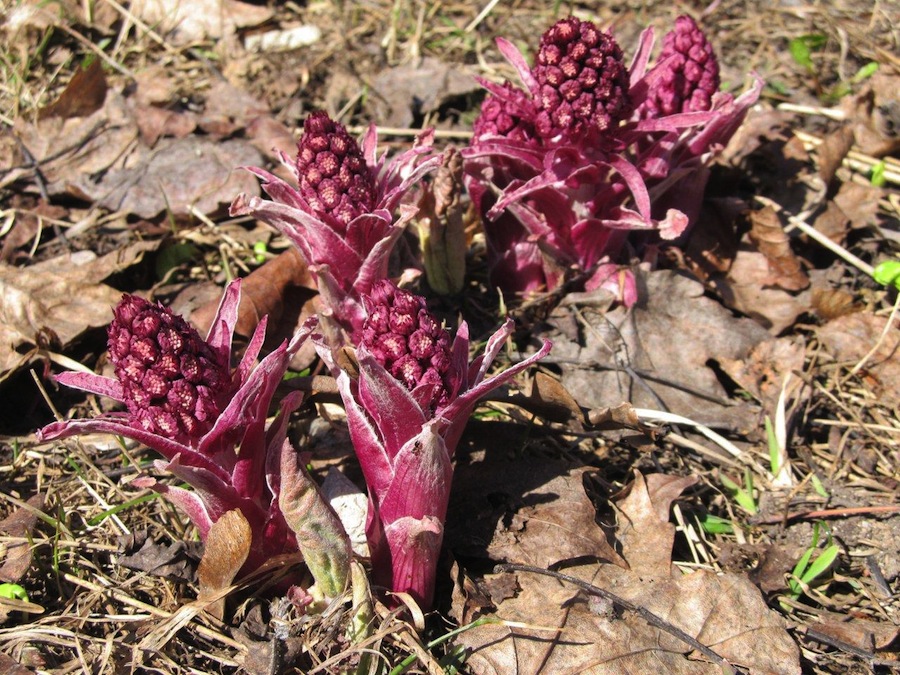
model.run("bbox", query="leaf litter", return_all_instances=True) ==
[1,1,899,673]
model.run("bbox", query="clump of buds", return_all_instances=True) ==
[107,295,232,445]
[317,280,551,610]
[532,16,632,141]
[232,112,441,338]
[464,15,762,302]
[38,282,350,597]
[295,111,376,231]
[638,15,720,118]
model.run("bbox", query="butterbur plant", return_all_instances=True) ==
[463,15,762,301]
[316,280,551,610]
[231,111,441,338]
[37,282,350,597]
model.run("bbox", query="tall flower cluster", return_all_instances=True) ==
[463,15,762,302]
[38,282,350,594]
[317,280,551,609]
[231,112,441,337]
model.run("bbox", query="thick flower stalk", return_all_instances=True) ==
[463,15,762,301]
[231,111,441,337]
[37,282,350,594]
[317,281,551,610]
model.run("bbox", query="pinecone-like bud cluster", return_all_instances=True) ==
[296,111,376,230]
[108,295,230,444]
[532,17,631,140]
[361,281,455,406]
[640,16,719,118]
[473,82,536,142]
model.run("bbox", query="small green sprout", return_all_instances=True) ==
[765,415,781,476]
[870,160,887,188]
[872,259,900,289]
[784,522,840,606]
[0,583,28,602]
[720,469,758,515]
[810,473,829,499]
[788,34,826,72]
[253,240,268,263]
[699,514,735,535]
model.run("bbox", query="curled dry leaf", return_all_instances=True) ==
[197,509,252,621]
[0,494,45,583]
[747,206,809,292]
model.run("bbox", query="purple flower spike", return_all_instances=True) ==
[533,17,632,142]
[638,15,720,119]
[231,112,441,337]
[37,283,345,584]
[463,15,761,303]
[317,281,551,610]
[107,294,232,446]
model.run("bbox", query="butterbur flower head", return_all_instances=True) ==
[462,14,761,304]
[639,15,720,118]
[533,17,631,141]
[108,295,230,445]
[473,81,537,143]
[317,281,551,610]
[231,111,440,337]
[38,281,332,580]
[296,111,376,231]
[360,280,455,408]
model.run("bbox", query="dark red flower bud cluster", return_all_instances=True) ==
[295,111,376,230]
[640,15,720,118]
[108,295,230,444]
[532,17,631,140]
[473,82,536,142]
[361,281,455,406]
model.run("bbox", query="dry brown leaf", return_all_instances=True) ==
[614,472,698,577]
[748,207,810,292]
[0,495,44,583]
[197,509,252,621]
[368,57,478,128]
[815,124,854,187]
[130,0,273,45]
[841,71,900,157]
[832,181,882,231]
[7,91,139,194]
[86,136,262,218]
[555,269,769,430]
[446,454,625,569]
[38,60,107,120]
[811,287,860,321]
[459,547,799,674]
[190,249,319,369]
[817,311,900,406]
[717,336,807,412]
[715,246,812,334]
[521,371,585,425]
[0,256,122,376]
